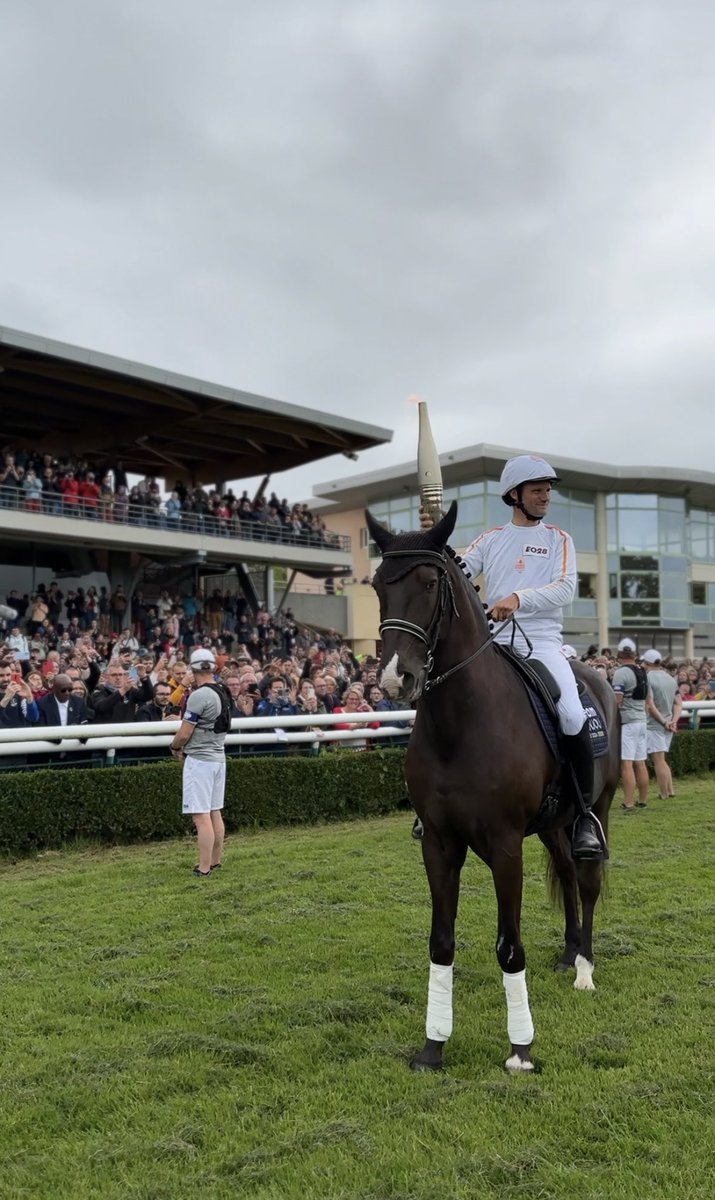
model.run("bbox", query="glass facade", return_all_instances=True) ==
[604,497,690,627]
[369,483,596,554]
[367,479,715,635]
[689,510,715,560]
[605,494,686,554]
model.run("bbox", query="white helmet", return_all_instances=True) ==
[500,455,560,503]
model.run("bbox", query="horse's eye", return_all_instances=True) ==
[425,580,437,592]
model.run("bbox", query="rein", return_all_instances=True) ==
[378,545,533,692]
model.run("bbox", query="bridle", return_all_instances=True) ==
[377,549,456,684]
[377,546,531,692]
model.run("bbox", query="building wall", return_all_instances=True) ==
[282,593,347,633]
[318,478,715,657]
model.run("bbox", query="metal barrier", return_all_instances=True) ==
[0,483,350,551]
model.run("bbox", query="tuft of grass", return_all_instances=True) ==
[0,779,713,1198]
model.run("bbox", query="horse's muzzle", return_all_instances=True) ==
[380,652,425,705]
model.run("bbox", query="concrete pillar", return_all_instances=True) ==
[275,569,297,615]
[265,566,275,613]
[595,493,610,651]
[685,627,695,659]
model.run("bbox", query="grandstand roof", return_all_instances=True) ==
[0,326,392,482]
[313,442,715,511]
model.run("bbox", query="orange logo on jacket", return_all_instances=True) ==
[515,556,526,572]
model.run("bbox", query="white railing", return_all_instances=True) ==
[1,699,712,761]
[0,710,416,758]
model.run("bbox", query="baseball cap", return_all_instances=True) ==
[190,648,216,670]
[641,649,662,664]
[617,638,637,654]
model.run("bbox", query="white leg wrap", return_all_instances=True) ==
[574,954,596,991]
[503,968,534,1046]
[426,962,453,1041]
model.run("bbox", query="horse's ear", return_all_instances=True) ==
[431,500,458,546]
[365,509,392,553]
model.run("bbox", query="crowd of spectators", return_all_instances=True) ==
[2,574,712,748]
[0,582,405,746]
[568,643,715,727]
[0,445,341,547]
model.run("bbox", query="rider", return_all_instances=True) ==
[421,454,605,861]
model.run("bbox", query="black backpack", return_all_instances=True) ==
[629,665,648,701]
[204,683,232,734]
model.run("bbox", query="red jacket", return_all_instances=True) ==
[80,481,100,507]
[61,477,80,504]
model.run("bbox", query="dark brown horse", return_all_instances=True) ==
[367,503,620,1073]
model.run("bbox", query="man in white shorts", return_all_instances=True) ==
[643,648,681,799]
[170,649,230,876]
[611,639,649,810]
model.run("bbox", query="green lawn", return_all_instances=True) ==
[0,781,713,1199]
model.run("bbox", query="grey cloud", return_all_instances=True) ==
[1,0,714,504]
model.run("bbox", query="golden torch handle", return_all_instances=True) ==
[417,400,444,523]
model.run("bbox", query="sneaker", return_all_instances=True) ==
[192,866,211,877]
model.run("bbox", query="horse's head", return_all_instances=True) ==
[367,501,460,703]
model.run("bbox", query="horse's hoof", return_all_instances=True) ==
[410,1053,443,1072]
[505,1053,535,1073]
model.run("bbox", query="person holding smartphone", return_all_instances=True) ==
[0,657,40,728]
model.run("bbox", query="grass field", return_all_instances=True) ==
[1,780,713,1199]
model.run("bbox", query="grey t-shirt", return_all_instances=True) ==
[184,685,226,761]
[646,669,678,732]
[612,665,647,724]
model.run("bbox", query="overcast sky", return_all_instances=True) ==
[3,0,715,503]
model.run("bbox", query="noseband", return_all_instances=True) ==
[377,546,530,691]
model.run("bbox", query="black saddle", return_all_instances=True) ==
[495,643,561,721]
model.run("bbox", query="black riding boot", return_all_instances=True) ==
[562,726,608,861]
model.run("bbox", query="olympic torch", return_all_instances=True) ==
[417,399,443,523]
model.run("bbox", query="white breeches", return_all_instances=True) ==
[529,644,585,737]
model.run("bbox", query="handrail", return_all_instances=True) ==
[0,483,351,552]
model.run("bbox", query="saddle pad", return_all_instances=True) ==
[580,688,609,758]
[525,686,609,761]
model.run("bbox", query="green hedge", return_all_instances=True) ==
[667,728,715,776]
[0,750,409,856]
[0,732,712,857]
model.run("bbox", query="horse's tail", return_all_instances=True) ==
[544,827,610,909]
[544,829,571,910]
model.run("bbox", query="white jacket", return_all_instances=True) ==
[463,521,577,651]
